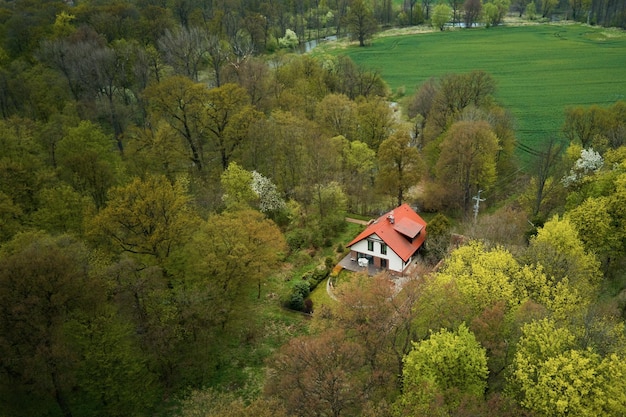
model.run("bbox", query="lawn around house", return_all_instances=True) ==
[319,23,626,167]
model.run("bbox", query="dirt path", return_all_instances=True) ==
[345,217,369,225]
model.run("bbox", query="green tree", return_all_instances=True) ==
[124,121,191,180]
[345,0,378,46]
[65,306,158,416]
[434,241,524,313]
[435,120,499,214]
[377,128,423,206]
[356,96,396,150]
[397,324,488,414]
[334,137,376,213]
[0,233,100,417]
[432,3,453,30]
[424,212,451,263]
[56,121,122,210]
[31,183,93,235]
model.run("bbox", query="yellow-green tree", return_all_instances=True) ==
[186,209,286,326]
[510,318,626,416]
[396,323,488,415]
[90,175,198,264]
[220,162,258,209]
[523,215,602,302]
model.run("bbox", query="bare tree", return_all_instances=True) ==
[158,26,209,81]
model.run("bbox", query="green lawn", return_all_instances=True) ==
[323,23,626,167]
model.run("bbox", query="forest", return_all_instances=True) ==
[1,0,626,416]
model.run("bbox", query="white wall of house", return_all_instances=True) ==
[350,234,405,272]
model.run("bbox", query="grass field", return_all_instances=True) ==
[320,23,626,167]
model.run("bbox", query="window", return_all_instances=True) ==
[367,240,374,251]
[381,258,387,268]
[380,243,387,255]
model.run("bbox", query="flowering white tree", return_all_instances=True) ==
[252,171,286,213]
[562,147,603,187]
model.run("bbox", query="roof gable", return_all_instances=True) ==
[347,204,427,262]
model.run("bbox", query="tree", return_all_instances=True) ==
[434,241,524,314]
[265,329,368,417]
[448,0,464,25]
[510,318,626,416]
[315,93,358,140]
[540,0,559,17]
[481,0,510,26]
[431,3,452,30]
[177,388,288,417]
[523,135,568,219]
[524,215,602,297]
[356,96,396,150]
[31,184,93,236]
[377,128,423,206]
[422,0,435,19]
[220,162,258,208]
[566,197,620,268]
[203,83,261,171]
[334,137,376,213]
[89,175,198,264]
[424,71,496,141]
[463,0,482,27]
[397,324,488,414]
[64,306,159,417]
[143,76,210,171]
[56,121,122,210]
[187,209,285,321]
[331,273,425,387]
[124,121,191,180]
[345,0,378,47]
[423,212,452,264]
[435,120,499,214]
[0,233,100,417]
[158,26,209,81]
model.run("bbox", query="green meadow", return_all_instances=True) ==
[326,24,626,166]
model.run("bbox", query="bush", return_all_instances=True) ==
[288,291,304,311]
[286,280,311,311]
[304,267,330,291]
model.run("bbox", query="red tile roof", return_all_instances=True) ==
[347,204,427,262]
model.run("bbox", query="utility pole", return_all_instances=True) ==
[472,189,485,223]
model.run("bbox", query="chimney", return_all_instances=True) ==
[387,211,395,224]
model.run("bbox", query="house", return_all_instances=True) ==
[346,204,427,274]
